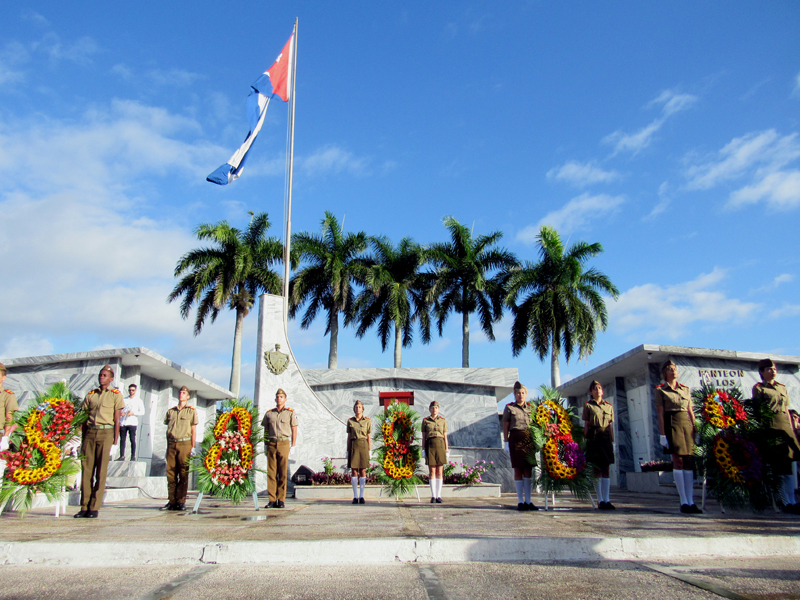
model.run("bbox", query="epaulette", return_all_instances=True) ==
[678,383,689,389]
[656,384,665,389]
[4,389,13,394]
[286,407,294,411]
[88,388,99,396]
[112,389,121,394]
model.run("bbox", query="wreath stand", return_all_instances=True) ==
[542,490,597,510]
[377,484,421,503]
[191,490,260,514]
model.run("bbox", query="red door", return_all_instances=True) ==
[379,391,414,407]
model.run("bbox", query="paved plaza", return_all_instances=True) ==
[1,489,799,598]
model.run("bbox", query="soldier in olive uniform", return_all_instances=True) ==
[0,363,19,452]
[502,381,538,511]
[421,401,449,503]
[346,400,371,504]
[583,380,615,510]
[261,388,298,508]
[162,385,198,511]
[753,358,800,513]
[655,360,701,514]
[75,365,125,518]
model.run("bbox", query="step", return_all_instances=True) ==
[293,483,501,500]
[106,476,167,499]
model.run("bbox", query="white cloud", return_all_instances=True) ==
[609,268,759,339]
[644,181,671,220]
[684,129,800,210]
[0,335,54,360]
[751,273,795,294]
[604,90,698,155]
[300,145,369,177]
[21,10,49,27]
[793,71,800,98]
[146,68,205,87]
[0,99,221,197]
[517,193,625,241]
[547,160,620,187]
[0,100,254,390]
[769,304,800,319]
[728,169,800,210]
[36,33,99,64]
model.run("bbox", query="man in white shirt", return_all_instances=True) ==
[117,383,146,461]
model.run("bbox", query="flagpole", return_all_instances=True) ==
[282,18,298,330]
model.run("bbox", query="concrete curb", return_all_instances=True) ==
[2,535,798,566]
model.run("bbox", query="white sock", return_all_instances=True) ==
[601,478,611,503]
[359,477,366,498]
[515,480,524,503]
[673,469,688,506]
[783,475,796,505]
[683,470,695,505]
[594,479,602,502]
[435,478,443,498]
[351,476,358,498]
[430,478,437,499]
[523,477,532,504]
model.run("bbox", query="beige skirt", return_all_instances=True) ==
[665,411,694,456]
[426,437,446,467]
[348,439,370,470]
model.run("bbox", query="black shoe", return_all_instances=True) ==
[518,502,527,511]
[352,497,359,504]
[431,497,436,503]
[73,510,88,518]
[526,503,539,511]
[689,504,702,514]
[115,456,125,461]
[265,501,276,509]
[160,503,174,511]
[605,501,616,510]
[680,504,691,514]
[276,500,285,508]
[598,501,607,510]
[177,503,186,511]
[86,510,99,518]
[130,456,136,461]
[359,497,365,504]
[781,503,799,514]
[435,497,443,503]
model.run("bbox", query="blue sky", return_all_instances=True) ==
[2,2,799,404]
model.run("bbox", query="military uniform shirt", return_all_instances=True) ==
[421,415,447,438]
[752,381,790,415]
[503,402,533,431]
[1,389,19,429]
[346,416,371,441]
[83,388,125,427]
[164,405,198,440]
[654,383,692,412]
[583,400,614,428]
[262,407,298,440]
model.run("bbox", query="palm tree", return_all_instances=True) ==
[168,213,283,396]
[351,236,431,368]
[289,211,369,368]
[506,225,619,388]
[426,216,519,368]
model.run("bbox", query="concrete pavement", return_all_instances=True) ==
[1,490,799,566]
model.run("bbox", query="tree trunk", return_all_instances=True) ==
[328,310,339,369]
[394,322,402,368]
[229,306,245,397]
[461,309,469,368]
[550,347,561,388]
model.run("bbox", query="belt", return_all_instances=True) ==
[267,437,290,443]
[169,437,192,442]
[89,424,114,430]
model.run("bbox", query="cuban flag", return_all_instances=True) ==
[207,33,294,186]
